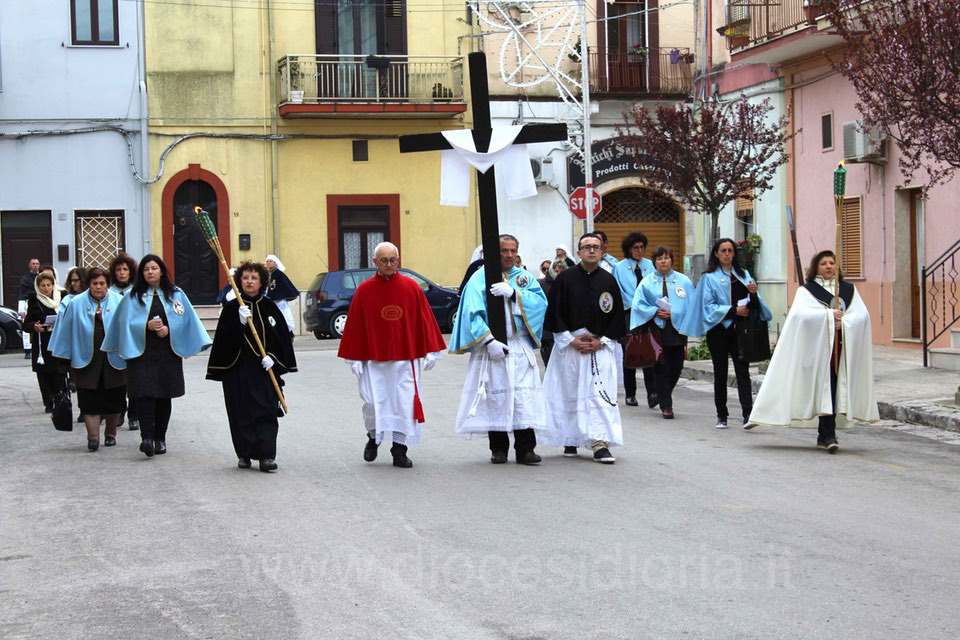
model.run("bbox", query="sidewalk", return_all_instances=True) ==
[681,344,960,432]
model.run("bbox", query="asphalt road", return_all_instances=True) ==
[1,347,959,640]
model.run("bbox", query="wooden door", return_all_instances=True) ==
[338,206,389,270]
[910,191,924,338]
[1,211,52,307]
[173,180,220,305]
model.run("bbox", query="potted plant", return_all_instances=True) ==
[630,44,648,60]
[568,37,582,63]
[738,233,762,275]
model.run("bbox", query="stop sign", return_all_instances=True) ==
[568,186,602,219]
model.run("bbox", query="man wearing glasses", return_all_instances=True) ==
[338,242,447,469]
[542,233,626,464]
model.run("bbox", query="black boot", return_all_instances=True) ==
[154,441,166,455]
[363,435,379,462]
[139,439,155,458]
[390,443,413,468]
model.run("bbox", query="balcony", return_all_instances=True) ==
[277,55,467,118]
[724,0,843,64]
[588,48,694,98]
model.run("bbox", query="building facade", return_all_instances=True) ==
[0,0,149,307]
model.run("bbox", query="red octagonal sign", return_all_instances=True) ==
[568,186,602,220]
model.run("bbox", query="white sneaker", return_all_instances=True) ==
[714,420,728,429]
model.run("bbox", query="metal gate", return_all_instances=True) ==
[75,211,125,270]
[595,187,684,265]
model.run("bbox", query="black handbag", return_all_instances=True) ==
[736,309,772,363]
[623,324,663,369]
[51,388,74,432]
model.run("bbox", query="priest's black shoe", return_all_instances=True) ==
[517,451,542,466]
[363,435,379,462]
[87,439,99,452]
[139,439,155,458]
[259,459,278,472]
[817,438,839,454]
[390,444,413,468]
[562,446,578,457]
[647,393,659,409]
[490,450,508,464]
[237,457,252,469]
[593,447,616,464]
[624,396,638,407]
[154,441,167,455]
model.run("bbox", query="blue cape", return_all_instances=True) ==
[613,257,654,311]
[101,287,212,360]
[59,293,77,312]
[109,284,132,297]
[677,269,772,337]
[48,289,126,370]
[630,270,695,332]
[449,266,547,353]
[601,254,620,270]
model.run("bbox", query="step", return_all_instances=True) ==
[928,347,960,371]
[951,328,960,348]
[194,305,221,333]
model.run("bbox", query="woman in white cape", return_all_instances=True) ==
[746,250,879,452]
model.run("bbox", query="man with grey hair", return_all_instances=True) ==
[338,242,447,468]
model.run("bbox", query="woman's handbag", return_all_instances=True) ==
[623,324,663,369]
[736,309,772,363]
[51,388,73,432]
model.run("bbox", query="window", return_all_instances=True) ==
[840,196,863,278]
[403,270,430,291]
[821,113,833,150]
[734,184,754,241]
[71,0,119,46]
[352,140,369,162]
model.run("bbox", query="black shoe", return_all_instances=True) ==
[44,406,53,414]
[390,444,413,469]
[128,419,140,432]
[818,438,839,454]
[76,413,85,424]
[562,446,578,457]
[661,408,675,419]
[647,394,659,409]
[490,450,508,464]
[87,439,99,452]
[593,447,616,464]
[104,436,117,447]
[624,396,638,407]
[139,439,155,458]
[154,441,166,455]
[24,351,31,360]
[238,457,252,469]
[517,451,542,466]
[259,458,278,472]
[363,435,379,462]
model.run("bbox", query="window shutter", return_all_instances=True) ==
[841,196,863,278]
[379,0,407,55]
[735,184,754,217]
[315,1,337,54]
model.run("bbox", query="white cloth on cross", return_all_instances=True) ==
[439,125,538,207]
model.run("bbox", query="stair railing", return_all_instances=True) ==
[922,237,960,366]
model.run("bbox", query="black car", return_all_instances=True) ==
[0,305,23,351]
[304,268,460,339]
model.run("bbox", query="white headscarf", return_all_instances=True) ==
[555,245,572,259]
[265,254,286,272]
[34,269,62,310]
[469,245,483,264]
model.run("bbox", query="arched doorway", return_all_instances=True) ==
[595,187,684,265]
[161,164,231,305]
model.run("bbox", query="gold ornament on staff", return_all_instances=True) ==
[193,207,288,413]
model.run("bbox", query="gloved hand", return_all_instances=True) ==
[350,361,364,378]
[238,305,252,325]
[261,356,274,370]
[485,339,509,360]
[424,352,441,371]
[489,282,515,299]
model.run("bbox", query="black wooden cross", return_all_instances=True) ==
[399,52,567,342]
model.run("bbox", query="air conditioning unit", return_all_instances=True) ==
[530,157,554,186]
[842,121,887,164]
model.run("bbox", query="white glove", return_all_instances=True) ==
[424,352,441,371]
[489,282,515,299]
[261,356,274,370]
[238,305,252,325]
[485,339,509,360]
[350,361,364,378]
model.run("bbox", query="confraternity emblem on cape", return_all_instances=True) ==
[676,286,686,299]
[598,291,614,313]
[516,274,529,288]
[268,316,276,327]
[172,300,185,316]
[380,304,404,321]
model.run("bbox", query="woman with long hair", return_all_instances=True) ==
[207,261,297,472]
[630,247,694,419]
[746,250,878,451]
[24,270,68,414]
[680,238,772,429]
[102,254,211,458]
[49,268,127,451]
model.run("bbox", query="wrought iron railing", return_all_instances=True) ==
[729,0,811,49]
[277,54,465,105]
[922,238,960,366]
[587,47,694,96]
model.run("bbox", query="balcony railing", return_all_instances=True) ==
[277,54,465,106]
[588,47,694,97]
[734,0,811,48]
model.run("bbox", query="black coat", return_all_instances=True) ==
[25,292,67,373]
[206,296,297,381]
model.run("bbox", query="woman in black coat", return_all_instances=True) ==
[24,271,68,413]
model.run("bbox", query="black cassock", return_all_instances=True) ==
[266,270,299,303]
[544,264,626,341]
[206,295,297,461]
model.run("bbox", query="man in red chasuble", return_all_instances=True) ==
[338,242,447,468]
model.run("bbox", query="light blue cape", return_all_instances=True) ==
[613,257,654,311]
[677,269,772,337]
[101,287,212,360]
[449,266,547,353]
[48,289,126,370]
[630,269,695,332]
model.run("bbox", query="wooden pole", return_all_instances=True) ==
[832,162,847,370]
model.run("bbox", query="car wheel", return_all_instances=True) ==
[447,308,458,332]
[329,311,348,338]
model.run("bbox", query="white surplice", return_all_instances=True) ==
[356,356,439,446]
[543,329,623,447]
[439,126,537,207]
[748,284,879,427]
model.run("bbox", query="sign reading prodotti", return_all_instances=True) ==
[567,138,657,193]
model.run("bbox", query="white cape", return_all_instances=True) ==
[748,285,879,428]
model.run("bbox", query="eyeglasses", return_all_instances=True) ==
[580,245,602,252]
[376,257,399,265]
